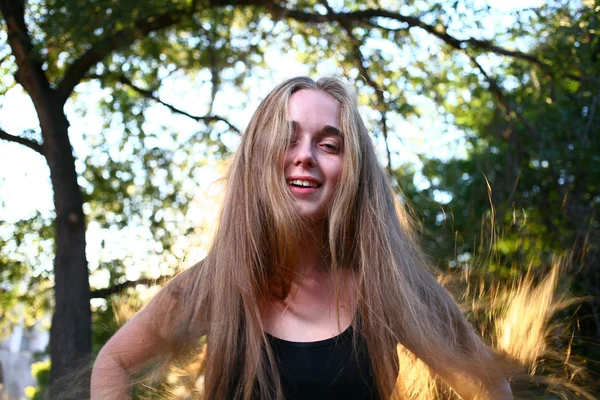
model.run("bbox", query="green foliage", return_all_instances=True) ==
[24,360,51,400]
[3,0,272,331]
[406,2,599,267]
[0,212,54,337]
[395,0,600,379]
[2,0,600,392]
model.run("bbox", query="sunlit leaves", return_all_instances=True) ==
[0,31,16,95]
[2,0,599,383]
[398,2,599,284]
[0,212,54,335]
[29,0,187,83]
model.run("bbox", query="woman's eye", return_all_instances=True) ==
[322,143,340,153]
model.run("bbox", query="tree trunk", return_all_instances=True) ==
[0,1,92,396]
[40,96,91,398]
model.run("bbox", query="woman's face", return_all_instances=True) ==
[284,89,343,220]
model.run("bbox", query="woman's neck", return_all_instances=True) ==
[292,221,331,278]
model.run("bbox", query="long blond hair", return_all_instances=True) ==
[153,76,493,399]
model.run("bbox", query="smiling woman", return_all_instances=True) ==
[284,89,343,221]
[90,77,512,400]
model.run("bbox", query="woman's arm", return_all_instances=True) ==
[430,334,513,400]
[91,265,204,399]
[90,302,169,399]
[400,323,512,400]
[437,363,513,400]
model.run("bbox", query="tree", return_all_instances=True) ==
[1,0,593,395]
[396,0,600,380]
[0,0,265,394]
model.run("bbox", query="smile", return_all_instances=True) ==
[286,179,322,188]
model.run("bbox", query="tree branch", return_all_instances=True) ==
[0,128,44,155]
[111,74,241,134]
[321,0,392,172]
[316,1,547,172]
[54,0,266,103]
[90,274,174,299]
[468,55,539,137]
[0,0,52,104]
[56,10,186,103]
[271,5,582,83]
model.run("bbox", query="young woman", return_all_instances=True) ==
[91,77,512,399]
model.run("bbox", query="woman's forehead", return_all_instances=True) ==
[288,89,341,129]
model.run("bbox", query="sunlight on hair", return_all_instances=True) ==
[87,78,596,400]
[495,263,559,365]
[466,259,595,399]
[130,261,595,400]
[179,160,228,267]
[385,258,596,400]
[393,345,442,400]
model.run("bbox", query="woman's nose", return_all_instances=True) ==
[293,139,316,167]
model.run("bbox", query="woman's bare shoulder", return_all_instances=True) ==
[146,260,208,329]
[96,261,208,369]
[163,261,205,299]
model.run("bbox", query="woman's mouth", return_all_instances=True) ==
[287,179,322,188]
[286,178,322,194]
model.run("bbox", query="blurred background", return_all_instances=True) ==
[0,0,598,398]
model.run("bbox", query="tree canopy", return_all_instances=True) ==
[1,0,598,397]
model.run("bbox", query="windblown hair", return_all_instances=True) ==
[150,77,497,399]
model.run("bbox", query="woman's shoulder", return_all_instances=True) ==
[142,260,210,341]
[162,260,205,300]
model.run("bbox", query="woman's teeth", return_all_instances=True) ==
[288,179,319,188]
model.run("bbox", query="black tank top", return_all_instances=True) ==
[267,327,378,399]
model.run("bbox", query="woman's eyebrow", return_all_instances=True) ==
[322,125,342,136]
[286,121,342,136]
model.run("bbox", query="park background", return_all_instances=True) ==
[0,0,599,398]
